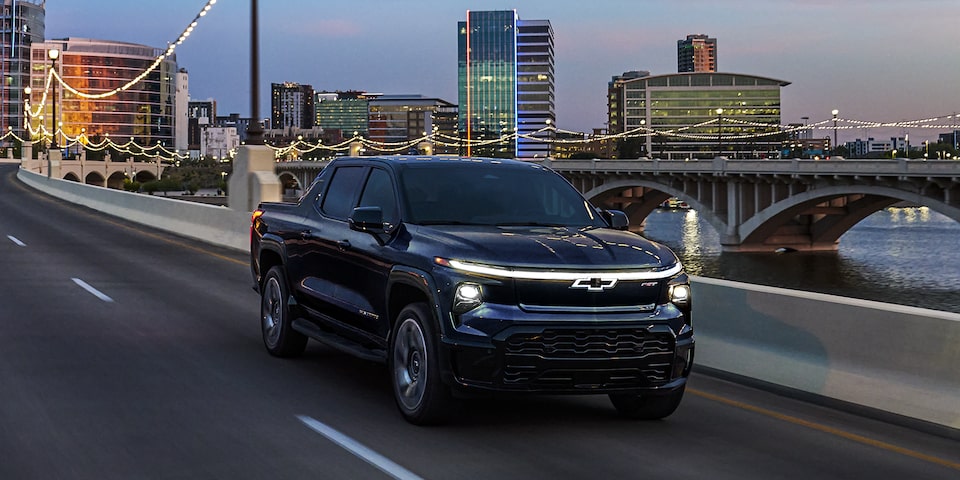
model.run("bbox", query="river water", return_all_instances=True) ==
[640,206,960,314]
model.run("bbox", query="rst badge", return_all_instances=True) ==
[571,277,617,292]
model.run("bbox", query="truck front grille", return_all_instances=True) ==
[499,328,676,389]
[505,328,673,358]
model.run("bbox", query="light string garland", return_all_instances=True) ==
[18,0,219,161]
[9,110,960,162]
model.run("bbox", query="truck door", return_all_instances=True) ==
[294,164,396,346]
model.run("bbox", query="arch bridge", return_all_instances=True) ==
[21,157,165,188]
[263,157,960,252]
[544,158,960,252]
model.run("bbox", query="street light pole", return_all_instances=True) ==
[716,108,723,156]
[831,109,839,155]
[246,0,264,145]
[48,48,60,149]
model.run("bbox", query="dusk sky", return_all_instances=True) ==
[47,0,960,143]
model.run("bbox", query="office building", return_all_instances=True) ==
[271,82,315,130]
[315,90,378,140]
[368,95,456,151]
[612,72,789,159]
[678,34,717,73]
[27,38,178,148]
[458,10,555,158]
[1,0,45,139]
[607,71,649,135]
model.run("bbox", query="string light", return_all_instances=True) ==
[23,0,217,112]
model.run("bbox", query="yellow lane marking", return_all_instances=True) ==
[7,169,248,266]
[689,388,960,471]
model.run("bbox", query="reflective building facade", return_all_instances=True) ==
[27,38,178,147]
[458,10,554,158]
[616,72,789,159]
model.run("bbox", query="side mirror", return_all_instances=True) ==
[601,209,629,231]
[349,206,386,234]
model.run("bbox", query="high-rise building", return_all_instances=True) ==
[27,38,178,148]
[1,0,45,139]
[458,10,555,158]
[607,71,649,135]
[271,82,315,130]
[175,68,189,153]
[612,72,789,159]
[677,34,717,73]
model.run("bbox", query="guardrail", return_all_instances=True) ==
[17,163,959,436]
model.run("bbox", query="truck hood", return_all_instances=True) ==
[408,224,678,270]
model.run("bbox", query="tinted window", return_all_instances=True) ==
[399,163,603,227]
[358,168,399,226]
[319,166,365,219]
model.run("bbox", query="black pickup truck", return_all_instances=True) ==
[250,156,694,425]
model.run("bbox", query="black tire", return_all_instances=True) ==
[609,385,686,420]
[260,266,308,357]
[389,302,453,425]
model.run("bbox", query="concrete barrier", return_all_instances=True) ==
[692,276,960,432]
[17,167,251,251]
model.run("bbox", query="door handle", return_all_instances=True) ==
[337,240,351,250]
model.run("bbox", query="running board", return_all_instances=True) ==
[291,318,387,364]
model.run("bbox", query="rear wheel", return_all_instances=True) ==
[389,302,453,425]
[609,385,685,420]
[261,266,308,357]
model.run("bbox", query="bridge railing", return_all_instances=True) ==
[542,157,960,177]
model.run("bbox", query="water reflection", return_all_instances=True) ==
[641,207,960,313]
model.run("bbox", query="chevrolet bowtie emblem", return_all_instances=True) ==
[571,277,618,292]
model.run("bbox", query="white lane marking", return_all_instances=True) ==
[71,278,114,303]
[297,415,423,480]
[7,235,26,247]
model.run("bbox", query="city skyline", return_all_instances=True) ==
[46,0,960,143]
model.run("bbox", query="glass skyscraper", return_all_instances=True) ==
[458,10,554,158]
[1,0,45,139]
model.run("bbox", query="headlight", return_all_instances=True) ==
[669,284,691,306]
[453,282,483,314]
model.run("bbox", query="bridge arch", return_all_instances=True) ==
[277,171,303,201]
[63,172,80,182]
[107,171,127,190]
[738,185,960,251]
[85,171,106,186]
[131,171,156,183]
[582,178,729,237]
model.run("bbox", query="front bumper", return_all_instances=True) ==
[439,306,694,394]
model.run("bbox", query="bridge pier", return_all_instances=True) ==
[228,145,281,212]
[47,150,62,179]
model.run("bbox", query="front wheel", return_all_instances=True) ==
[609,385,686,420]
[261,266,308,357]
[389,302,453,425]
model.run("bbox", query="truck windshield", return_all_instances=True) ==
[398,162,605,228]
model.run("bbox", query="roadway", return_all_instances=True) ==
[1,164,957,479]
